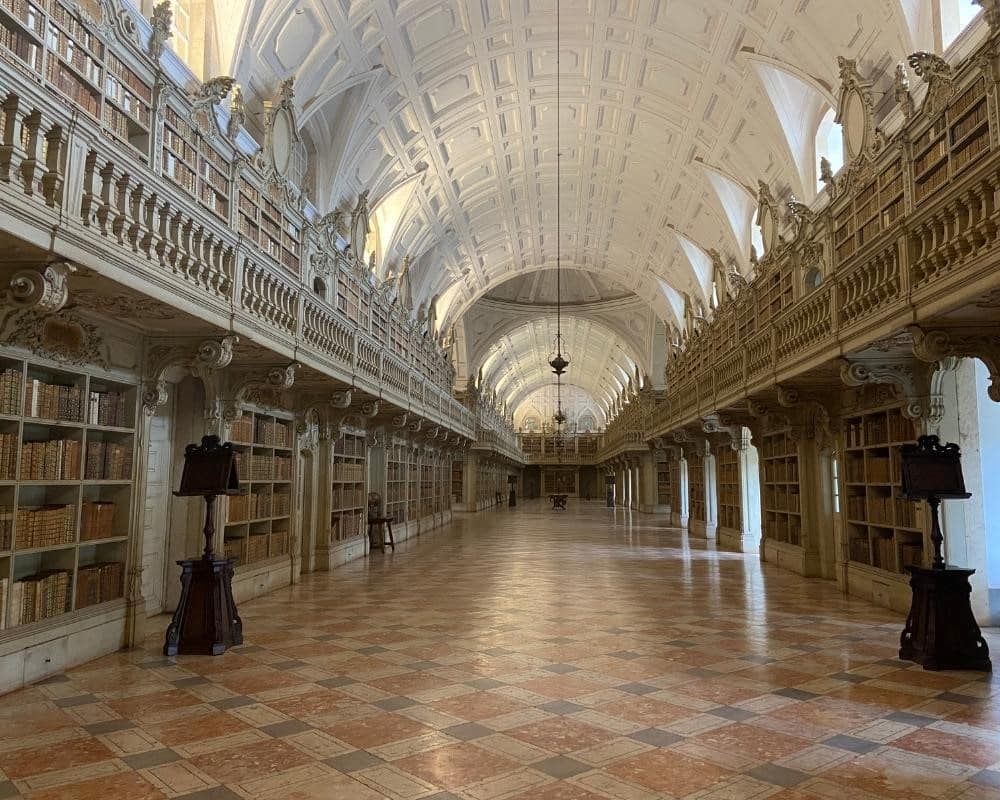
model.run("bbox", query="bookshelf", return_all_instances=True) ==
[670,460,682,515]
[238,177,301,274]
[761,431,801,546]
[386,442,408,525]
[687,450,706,523]
[330,431,365,544]
[832,157,904,265]
[716,444,741,532]
[842,405,923,574]
[162,104,231,219]
[407,452,419,521]
[655,460,671,507]
[0,352,136,631]
[451,457,463,504]
[0,0,154,156]
[420,459,434,518]
[224,410,294,567]
[755,263,794,328]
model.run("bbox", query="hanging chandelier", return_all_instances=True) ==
[548,0,570,379]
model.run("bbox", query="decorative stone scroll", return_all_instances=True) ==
[0,262,75,312]
[909,325,1000,403]
[908,52,956,117]
[839,356,957,426]
[142,335,238,416]
[702,413,747,451]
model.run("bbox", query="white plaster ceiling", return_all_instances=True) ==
[227,0,936,408]
[477,315,640,412]
[485,269,631,305]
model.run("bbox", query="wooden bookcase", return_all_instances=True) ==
[687,451,706,523]
[407,452,419,521]
[842,405,923,574]
[238,176,301,275]
[755,263,794,328]
[224,410,294,567]
[0,351,136,631]
[451,458,463,503]
[670,460,682,514]
[386,442,407,525]
[760,431,802,546]
[716,445,741,532]
[0,0,155,156]
[911,76,990,204]
[832,157,904,265]
[420,458,434,518]
[656,460,671,507]
[330,431,365,543]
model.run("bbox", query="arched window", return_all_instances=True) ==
[940,0,982,49]
[313,277,327,299]
[815,108,844,192]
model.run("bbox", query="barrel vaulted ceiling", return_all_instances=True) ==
[223,0,972,414]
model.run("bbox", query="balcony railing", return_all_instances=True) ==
[0,0,472,436]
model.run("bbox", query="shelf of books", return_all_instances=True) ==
[386,442,408,525]
[0,352,136,632]
[238,177,301,275]
[407,453,419,521]
[842,404,923,575]
[420,459,434,518]
[760,431,802,547]
[162,104,231,220]
[224,410,294,568]
[0,0,155,156]
[686,450,706,525]
[832,157,904,266]
[716,444,741,533]
[655,459,671,508]
[329,431,365,544]
[755,261,795,329]
[451,457,463,504]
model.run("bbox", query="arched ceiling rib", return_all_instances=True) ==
[230,0,916,319]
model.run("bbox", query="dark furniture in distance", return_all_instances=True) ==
[550,493,568,510]
[367,491,395,552]
[164,435,244,657]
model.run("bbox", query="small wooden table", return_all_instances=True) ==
[368,516,395,552]
[549,494,568,510]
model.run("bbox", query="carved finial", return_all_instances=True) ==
[819,156,836,197]
[975,0,1000,34]
[278,77,295,108]
[193,76,236,108]
[149,1,172,61]
[894,63,915,122]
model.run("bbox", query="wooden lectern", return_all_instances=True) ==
[898,435,990,671]
[164,435,245,656]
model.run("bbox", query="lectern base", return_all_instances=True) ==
[164,557,243,656]
[900,565,991,671]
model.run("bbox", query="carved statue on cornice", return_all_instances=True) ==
[350,190,371,259]
[785,197,814,242]
[148,0,172,61]
[755,181,780,258]
[819,157,837,198]
[908,52,955,117]
[193,77,236,111]
[228,85,246,138]
[894,64,915,122]
[975,0,1000,35]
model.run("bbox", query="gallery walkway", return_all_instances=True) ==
[0,501,998,799]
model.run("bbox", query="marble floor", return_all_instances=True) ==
[1,502,999,800]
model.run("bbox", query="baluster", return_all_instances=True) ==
[0,94,28,184]
[139,190,158,257]
[95,162,118,236]
[111,171,132,245]
[17,109,42,195]
[41,122,67,207]
[154,200,172,266]
[165,209,183,273]
[79,150,101,226]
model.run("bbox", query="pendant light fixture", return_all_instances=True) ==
[548,0,569,380]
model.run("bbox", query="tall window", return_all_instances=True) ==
[940,0,982,48]
[815,109,844,192]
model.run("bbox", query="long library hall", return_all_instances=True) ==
[3,0,1000,797]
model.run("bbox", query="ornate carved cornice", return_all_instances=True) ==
[908,52,955,116]
[702,413,747,451]
[142,334,238,417]
[0,262,75,312]
[910,324,1000,402]
[840,355,957,425]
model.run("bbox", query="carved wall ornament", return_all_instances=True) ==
[232,363,299,409]
[835,57,879,162]
[361,400,380,417]
[975,0,1000,34]
[908,52,956,116]
[73,290,174,322]
[840,356,954,425]
[148,0,172,62]
[350,190,371,261]
[194,335,238,372]
[330,389,353,409]
[228,85,246,138]
[1,306,107,369]
[755,181,780,256]
[189,76,236,135]
[819,157,837,198]
[909,325,1000,402]
[1,262,75,312]
[702,413,746,451]
[392,412,409,428]
[262,77,300,188]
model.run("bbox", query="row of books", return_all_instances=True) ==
[760,436,795,458]
[952,132,990,174]
[85,441,132,480]
[227,490,290,522]
[105,52,151,102]
[0,431,15,479]
[1,0,43,32]
[332,462,364,482]
[20,438,81,480]
[764,488,801,513]
[765,512,802,545]
[80,500,116,541]
[46,53,100,117]
[238,453,292,481]
[15,504,75,548]
[24,379,82,422]
[255,419,290,448]
[951,100,988,145]
[223,537,242,564]
[247,533,268,563]
[229,416,254,443]
[0,505,11,550]
[75,561,123,609]
[332,485,365,509]
[331,510,364,541]
[270,529,289,556]
[0,369,23,416]
[333,436,365,458]
[8,569,70,626]
[0,25,42,72]
[89,389,129,427]
[867,456,891,484]
[763,460,799,483]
